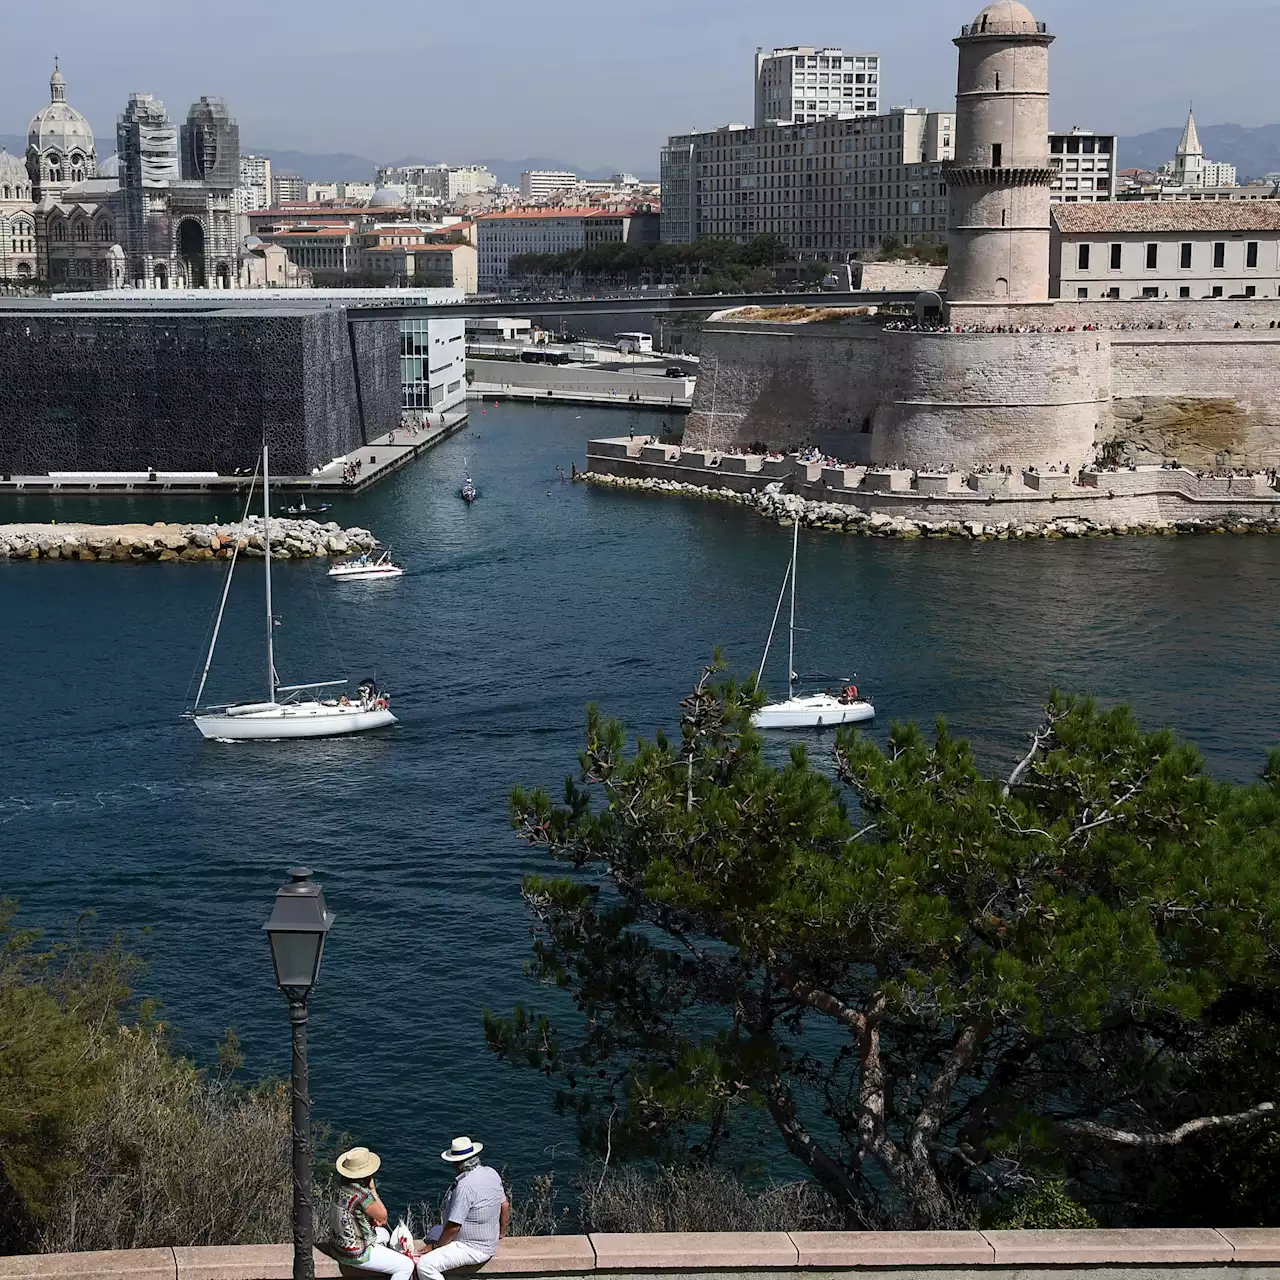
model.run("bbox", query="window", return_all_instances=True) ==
[1213,242,1225,269]
[1212,285,1223,298]
[1146,243,1158,270]
[992,143,1002,167]
[1110,243,1122,270]
[1142,287,1159,298]
[1246,285,1257,297]
[1179,286,1190,298]
[1107,287,1121,299]
[1247,241,1259,268]
[1180,242,1192,269]
[1077,286,1088,299]
[1077,243,1090,270]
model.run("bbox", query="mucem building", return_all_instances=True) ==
[0,299,400,477]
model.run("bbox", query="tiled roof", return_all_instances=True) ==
[1054,202,1280,234]
[477,207,599,221]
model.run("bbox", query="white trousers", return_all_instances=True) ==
[414,1240,492,1280]
[345,1226,416,1280]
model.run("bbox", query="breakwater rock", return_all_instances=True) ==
[0,517,380,562]
[583,472,1280,540]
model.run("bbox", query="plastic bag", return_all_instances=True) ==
[389,1221,415,1255]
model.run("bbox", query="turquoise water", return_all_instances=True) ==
[3,401,1279,1211]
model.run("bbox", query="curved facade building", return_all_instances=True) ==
[946,2,1055,304]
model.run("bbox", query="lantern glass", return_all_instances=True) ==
[263,868,334,995]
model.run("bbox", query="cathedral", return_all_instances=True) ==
[0,62,241,288]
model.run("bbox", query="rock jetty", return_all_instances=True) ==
[0,517,380,562]
[584,472,1280,540]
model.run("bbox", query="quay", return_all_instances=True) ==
[0,407,468,499]
[586,435,1280,535]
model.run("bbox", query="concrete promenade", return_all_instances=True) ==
[469,360,694,410]
[0,408,469,499]
[587,437,1280,531]
[5,1229,1280,1280]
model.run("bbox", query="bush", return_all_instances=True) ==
[0,903,290,1254]
[987,1182,1095,1230]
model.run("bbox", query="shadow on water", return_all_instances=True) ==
[3,401,1280,1206]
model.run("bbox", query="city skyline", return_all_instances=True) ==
[0,0,1276,175]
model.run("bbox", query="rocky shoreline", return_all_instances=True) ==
[583,472,1280,539]
[0,517,380,562]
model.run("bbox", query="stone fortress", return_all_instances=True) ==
[665,1,1280,477]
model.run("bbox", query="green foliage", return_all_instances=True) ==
[987,1182,1094,1230]
[510,234,791,291]
[870,236,947,265]
[490,664,1280,1227]
[0,903,289,1253]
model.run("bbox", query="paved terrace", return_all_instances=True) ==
[6,1229,1280,1280]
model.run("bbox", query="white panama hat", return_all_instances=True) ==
[441,1135,484,1162]
[336,1146,382,1180]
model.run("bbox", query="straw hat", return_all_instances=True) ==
[336,1146,382,1180]
[441,1136,484,1162]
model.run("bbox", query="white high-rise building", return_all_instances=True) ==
[754,46,880,128]
[519,169,578,201]
[237,153,272,211]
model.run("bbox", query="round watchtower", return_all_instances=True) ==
[947,1,1055,304]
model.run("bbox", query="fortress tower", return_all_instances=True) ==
[947,1,1055,304]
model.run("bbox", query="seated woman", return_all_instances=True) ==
[329,1146,414,1280]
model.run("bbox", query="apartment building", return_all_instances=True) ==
[1050,202,1280,300]
[476,208,597,289]
[754,46,881,127]
[519,170,579,202]
[1049,129,1117,202]
[377,164,497,201]
[272,174,308,204]
[660,107,953,257]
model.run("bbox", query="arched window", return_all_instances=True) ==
[52,220,66,241]
[75,221,89,241]
[97,220,113,241]
[2,186,9,200]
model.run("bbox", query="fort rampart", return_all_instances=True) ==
[682,300,1280,472]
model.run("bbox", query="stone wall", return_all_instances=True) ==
[949,296,1280,329]
[6,1228,1280,1280]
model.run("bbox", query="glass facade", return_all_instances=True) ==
[399,316,465,411]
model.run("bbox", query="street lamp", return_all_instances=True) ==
[265,868,335,1280]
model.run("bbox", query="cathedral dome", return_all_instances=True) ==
[969,1,1041,34]
[0,150,28,183]
[27,62,96,165]
[368,186,403,208]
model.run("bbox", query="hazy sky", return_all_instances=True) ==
[1,0,1276,172]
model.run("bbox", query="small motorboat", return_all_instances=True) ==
[461,458,478,503]
[283,501,332,517]
[327,549,405,581]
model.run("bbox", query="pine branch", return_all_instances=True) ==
[1059,1102,1276,1146]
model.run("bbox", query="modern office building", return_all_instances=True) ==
[1048,128,1117,202]
[660,106,953,257]
[272,174,308,204]
[754,46,881,127]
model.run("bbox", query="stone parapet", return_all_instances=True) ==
[8,1231,1280,1280]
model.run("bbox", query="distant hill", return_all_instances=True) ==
[254,149,652,186]
[1117,123,1280,181]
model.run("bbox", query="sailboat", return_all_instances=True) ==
[188,445,398,741]
[751,516,875,730]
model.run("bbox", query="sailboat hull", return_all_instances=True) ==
[752,695,875,730]
[195,701,397,741]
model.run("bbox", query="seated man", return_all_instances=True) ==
[416,1136,510,1280]
[329,1146,414,1280]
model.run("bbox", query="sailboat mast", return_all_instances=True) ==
[787,515,798,699]
[263,444,276,702]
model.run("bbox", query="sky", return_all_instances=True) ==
[0,0,1277,173]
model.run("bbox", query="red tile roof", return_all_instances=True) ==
[1054,202,1280,233]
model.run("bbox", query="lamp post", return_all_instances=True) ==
[264,868,335,1280]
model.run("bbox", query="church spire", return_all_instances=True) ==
[1177,105,1202,158]
[50,57,66,104]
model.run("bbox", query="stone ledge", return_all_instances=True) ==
[791,1232,993,1267]
[982,1230,1234,1265]
[175,1246,339,1280]
[478,1238,596,1273]
[0,1249,178,1280]
[590,1233,797,1270]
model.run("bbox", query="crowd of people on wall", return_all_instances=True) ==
[327,1135,510,1280]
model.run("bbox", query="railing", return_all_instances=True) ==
[959,19,1049,34]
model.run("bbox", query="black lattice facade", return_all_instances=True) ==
[0,306,399,477]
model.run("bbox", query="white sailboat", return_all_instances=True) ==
[751,516,875,730]
[189,445,397,741]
